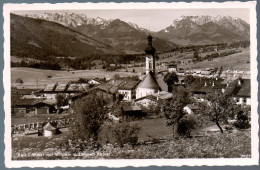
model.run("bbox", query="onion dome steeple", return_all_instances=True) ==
[145,34,156,55]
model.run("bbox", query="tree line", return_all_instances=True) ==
[11,60,61,70]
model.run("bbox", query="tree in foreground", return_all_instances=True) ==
[56,94,68,113]
[199,91,245,134]
[163,72,179,92]
[112,122,140,147]
[71,92,107,142]
[162,87,198,137]
[109,102,141,147]
[177,114,197,138]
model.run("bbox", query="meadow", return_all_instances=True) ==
[12,125,251,160]
[157,47,250,70]
[11,67,140,89]
[181,48,250,70]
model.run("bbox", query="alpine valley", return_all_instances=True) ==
[11,12,249,58]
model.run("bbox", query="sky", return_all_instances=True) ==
[13,8,250,32]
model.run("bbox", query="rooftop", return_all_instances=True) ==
[119,80,140,90]
[225,79,250,97]
[43,122,56,131]
[137,71,161,90]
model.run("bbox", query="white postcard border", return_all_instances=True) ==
[3,1,258,168]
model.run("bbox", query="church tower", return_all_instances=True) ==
[135,34,161,99]
[145,34,156,74]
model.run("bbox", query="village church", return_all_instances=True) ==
[136,34,162,99]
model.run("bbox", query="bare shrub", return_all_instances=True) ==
[112,122,140,147]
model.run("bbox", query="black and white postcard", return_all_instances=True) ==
[3,1,258,168]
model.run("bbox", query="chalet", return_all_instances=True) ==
[177,68,185,76]
[122,104,145,120]
[11,88,43,99]
[189,78,226,100]
[93,83,119,103]
[225,78,251,105]
[88,78,102,85]
[12,98,57,115]
[118,80,140,100]
[39,82,89,100]
[12,99,39,115]
[168,64,177,73]
[34,100,56,114]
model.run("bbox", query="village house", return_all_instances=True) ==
[225,78,251,105]
[33,100,56,114]
[118,80,140,101]
[39,82,89,100]
[93,83,120,103]
[88,78,102,85]
[11,98,56,115]
[168,64,177,73]
[122,104,145,120]
[189,77,226,100]
[11,88,44,99]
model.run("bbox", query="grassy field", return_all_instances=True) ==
[11,67,140,89]
[157,47,250,71]
[11,113,72,125]
[12,127,251,160]
[180,48,250,70]
[99,118,173,144]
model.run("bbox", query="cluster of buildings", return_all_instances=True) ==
[11,35,251,120]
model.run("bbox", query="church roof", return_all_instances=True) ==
[137,71,161,90]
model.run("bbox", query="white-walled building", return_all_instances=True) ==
[136,71,161,99]
[118,81,140,101]
[225,78,251,105]
[168,64,177,73]
[88,79,102,85]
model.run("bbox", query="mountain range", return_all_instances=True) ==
[156,15,250,45]
[11,13,119,58]
[11,13,250,59]
[21,12,176,54]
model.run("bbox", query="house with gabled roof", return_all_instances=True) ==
[225,78,251,105]
[40,82,89,100]
[118,80,140,101]
[189,77,226,100]
[88,78,103,85]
